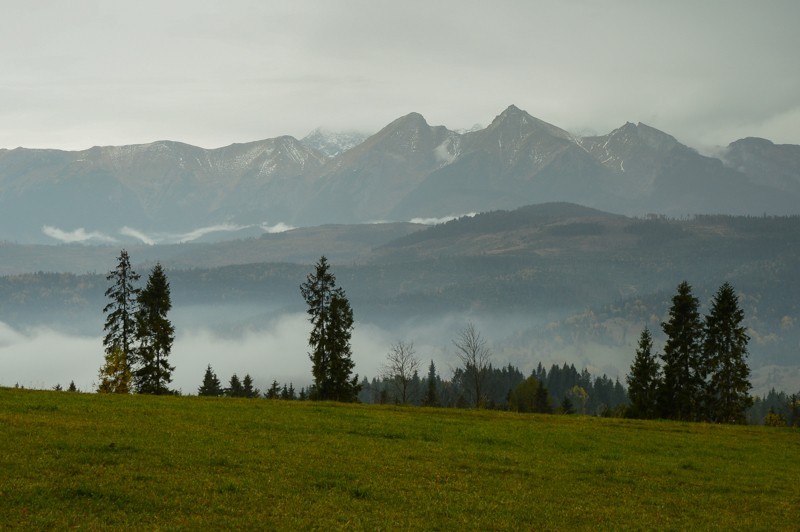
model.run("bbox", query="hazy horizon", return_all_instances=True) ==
[2,2,799,152]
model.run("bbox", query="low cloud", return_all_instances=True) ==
[165,315,416,394]
[0,317,317,393]
[0,322,99,391]
[0,313,453,395]
[0,314,411,394]
[260,222,295,234]
[120,223,250,245]
[119,226,156,245]
[120,222,295,245]
[170,223,251,243]
[409,213,477,225]
[42,225,117,244]
[3,311,705,396]
[172,314,312,392]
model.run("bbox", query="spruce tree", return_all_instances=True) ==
[533,381,552,414]
[242,374,259,398]
[198,364,223,396]
[626,327,661,418]
[422,360,439,406]
[226,374,244,397]
[300,256,360,402]
[560,396,575,414]
[266,379,281,399]
[703,282,752,423]
[788,393,800,427]
[659,281,704,421]
[101,249,140,388]
[134,263,175,395]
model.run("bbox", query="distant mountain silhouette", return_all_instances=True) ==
[2,105,799,243]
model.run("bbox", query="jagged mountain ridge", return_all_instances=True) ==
[1,105,799,243]
[390,106,615,219]
[721,137,800,196]
[0,136,327,240]
[301,128,371,158]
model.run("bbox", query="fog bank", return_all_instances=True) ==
[0,315,452,394]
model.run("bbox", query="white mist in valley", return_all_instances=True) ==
[0,322,99,391]
[0,312,454,394]
[2,311,797,396]
[0,309,526,394]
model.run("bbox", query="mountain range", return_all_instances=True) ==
[1,105,799,243]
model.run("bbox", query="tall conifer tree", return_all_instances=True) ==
[300,256,360,402]
[659,281,704,420]
[198,364,223,396]
[423,360,439,407]
[101,249,140,390]
[226,374,244,397]
[703,282,752,423]
[242,374,259,398]
[134,263,175,395]
[626,327,661,418]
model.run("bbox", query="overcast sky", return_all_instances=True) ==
[2,0,798,152]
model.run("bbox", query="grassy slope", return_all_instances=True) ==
[1,389,798,529]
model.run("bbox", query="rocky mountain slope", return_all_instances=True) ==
[2,106,799,243]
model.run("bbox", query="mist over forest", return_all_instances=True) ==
[2,202,799,398]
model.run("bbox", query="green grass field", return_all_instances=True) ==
[1,388,798,530]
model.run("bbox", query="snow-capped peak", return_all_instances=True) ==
[301,128,371,157]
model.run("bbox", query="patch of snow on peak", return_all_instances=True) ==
[229,143,276,171]
[434,137,460,166]
[456,123,484,134]
[280,138,313,166]
[301,128,370,157]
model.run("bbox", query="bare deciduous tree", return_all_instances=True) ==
[381,340,420,404]
[453,322,492,408]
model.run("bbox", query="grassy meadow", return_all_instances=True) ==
[1,388,798,530]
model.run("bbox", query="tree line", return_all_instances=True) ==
[359,357,628,415]
[89,252,796,426]
[196,365,306,399]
